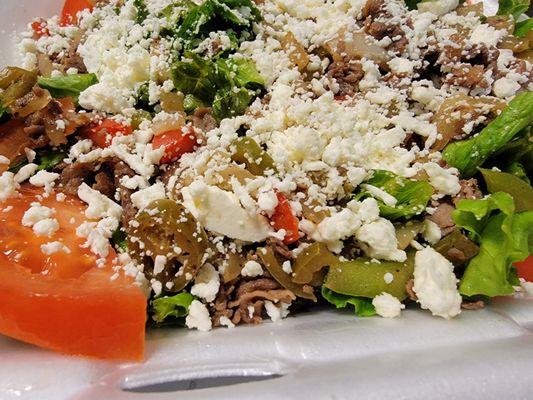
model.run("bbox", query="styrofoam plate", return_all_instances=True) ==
[1,1,531,399]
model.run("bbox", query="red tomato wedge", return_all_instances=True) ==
[152,127,198,164]
[0,187,146,360]
[515,256,533,282]
[60,0,93,26]
[270,191,299,245]
[80,118,133,148]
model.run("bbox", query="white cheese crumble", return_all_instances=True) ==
[241,260,264,277]
[185,300,212,332]
[130,182,166,211]
[41,241,71,255]
[190,263,221,303]
[219,316,235,328]
[14,163,38,183]
[372,293,405,318]
[0,172,19,202]
[77,183,122,220]
[182,181,272,242]
[264,301,290,322]
[413,247,462,319]
[356,218,406,262]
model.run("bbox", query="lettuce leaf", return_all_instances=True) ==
[514,18,533,37]
[354,170,433,220]
[37,73,98,102]
[497,0,531,20]
[321,287,376,317]
[453,192,533,297]
[151,292,195,323]
[171,52,263,120]
[480,168,533,212]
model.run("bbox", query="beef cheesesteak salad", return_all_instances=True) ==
[0,0,531,360]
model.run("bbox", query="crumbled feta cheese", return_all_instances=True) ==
[384,272,394,284]
[423,220,441,244]
[22,205,55,227]
[182,181,272,242]
[372,293,405,318]
[282,260,292,274]
[257,190,279,215]
[470,24,505,47]
[356,218,406,262]
[413,247,462,319]
[493,77,521,99]
[219,316,235,328]
[29,170,59,190]
[264,301,290,322]
[520,279,533,295]
[418,0,459,16]
[41,241,71,255]
[77,183,122,220]
[153,255,167,276]
[0,172,20,202]
[185,300,212,331]
[32,218,60,238]
[190,263,220,303]
[241,260,264,277]
[0,156,9,165]
[423,162,461,196]
[130,182,166,210]
[14,163,38,183]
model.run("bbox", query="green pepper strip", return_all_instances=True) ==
[258,247,317,301]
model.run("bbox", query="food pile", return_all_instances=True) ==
[0,0,531,359]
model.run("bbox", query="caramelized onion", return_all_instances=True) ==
[325,31,389,67]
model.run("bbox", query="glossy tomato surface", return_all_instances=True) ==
[0,187,147,360]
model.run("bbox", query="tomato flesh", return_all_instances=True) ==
[80,119,133,148]
[60,0,93,26]
[152,127,197,164]
[0,187,146,360]
[31,19,50,39]
[515,256,533,282]
[270,191,300,245]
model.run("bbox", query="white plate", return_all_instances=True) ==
[0,1,532,399]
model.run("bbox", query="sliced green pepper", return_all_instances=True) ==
[258,247,317,301]
[231,137,277,176]
[433,229,480,266]
[0,67,37,107]
[443,92,533,178]
[292,242,338,284]
[324,252,415,300]
[480,168,533,212]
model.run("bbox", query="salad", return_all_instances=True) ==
[0,0,531,361]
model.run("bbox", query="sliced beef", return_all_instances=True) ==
[461,300,485,310]
[192,108,218,133]
[427,203,455,236]
[453,178,483,205]
[266,237,293,259]
[326,60,364,97]
[212,278,295,326]
[362,0,408,54]
[59,156,137,226]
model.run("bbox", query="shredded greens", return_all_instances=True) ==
[321,287,376,317]
[152,292,195,323]
[354,170,433,220]
[497,0,531,20]
[454,192,533,297]
[38,73,98,102]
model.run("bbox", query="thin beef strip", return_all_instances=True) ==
[59,156,137,226]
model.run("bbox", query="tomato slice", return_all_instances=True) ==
[152,127,198,164]
[270,191,300,245]
[0,187,146,360]
[60,0,93,26]
[79,118,133,148]
[515,256,533,282]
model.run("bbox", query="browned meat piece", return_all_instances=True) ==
[453,178,483,205]
[461,300,485,310]
[428,203,455,236]
[327,60,364,97]
[59,156,137,226]
[192,108,218,133]
[266,237,293,259]
[212,278,295,326]
[59,29,87,73]
[444,64,489,89]
[362,0,384,19]
[406,278,417,301]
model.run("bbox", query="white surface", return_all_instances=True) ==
[1,1,532,399]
